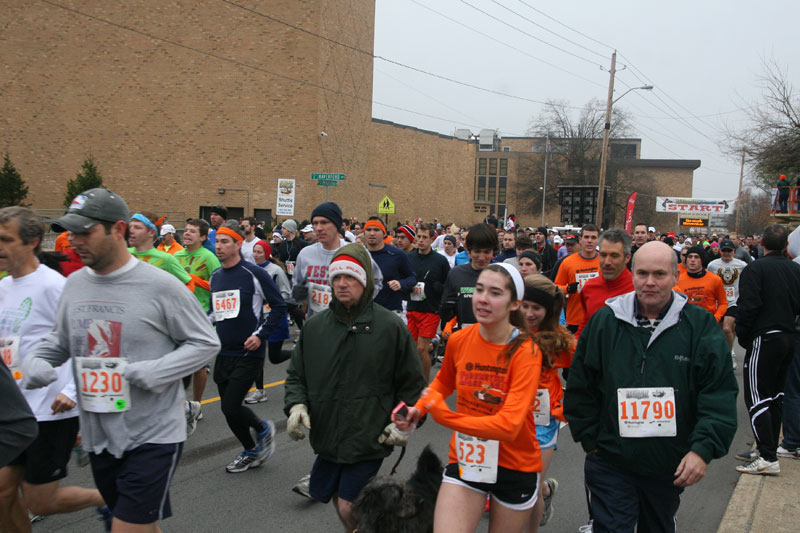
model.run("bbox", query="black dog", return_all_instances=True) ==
[353,445,443,533]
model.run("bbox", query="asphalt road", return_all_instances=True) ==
[38,342,753,533]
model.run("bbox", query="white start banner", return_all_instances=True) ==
[655,197,733,215]
[276,179,295,216]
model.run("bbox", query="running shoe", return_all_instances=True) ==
[736,456,780,476]
[96,506,112,531]
[540,477,559,526]
[73,444,90,467]
[226,449,262,473]
[29,511,45,523]
[735,447,758,462]
[255,420,276,463]
[777,445,800,459]
[245,389,269,404]
[185,401,202,438]
[292,474,313,499]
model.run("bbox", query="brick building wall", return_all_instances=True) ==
[0,0,374,224]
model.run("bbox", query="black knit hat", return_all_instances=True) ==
[686,245,705,257]
[311,202,343,230]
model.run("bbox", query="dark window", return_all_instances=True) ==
[488,176,496,203]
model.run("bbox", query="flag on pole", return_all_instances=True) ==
[624,192,638,233]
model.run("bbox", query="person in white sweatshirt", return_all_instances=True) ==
[0,206,106,531]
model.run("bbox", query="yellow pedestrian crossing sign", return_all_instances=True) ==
[378,195,395,214]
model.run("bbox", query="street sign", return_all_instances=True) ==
[311,173,345,181]
[316,180,338,187]
[378,195,395,214]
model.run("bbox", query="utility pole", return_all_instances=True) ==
[735,146,745,232]
[595,51,616,229]
[542,134,549,226]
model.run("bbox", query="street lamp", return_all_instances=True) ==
[595,54,653,228]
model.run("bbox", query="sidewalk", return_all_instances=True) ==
[717,455,800,532]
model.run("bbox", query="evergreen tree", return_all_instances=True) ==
[64,156,104,208]
[0,153,29,208]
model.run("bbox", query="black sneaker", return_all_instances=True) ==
[735,448,758,462]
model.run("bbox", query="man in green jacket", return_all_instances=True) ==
[284,243,425,533]
[565,241,738,533]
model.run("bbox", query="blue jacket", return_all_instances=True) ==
[369,244,416,312]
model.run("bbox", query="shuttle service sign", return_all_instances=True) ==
[276,179,295,216]
[655,197,732,215]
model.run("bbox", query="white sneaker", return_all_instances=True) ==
[245,389,268,404]
[185,401,202,438]
[777,445,800,459]
[292,474,313,499]
[736,456,780,476]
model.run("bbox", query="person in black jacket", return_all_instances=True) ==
[532,226,557,275]
[735,224,800,475]
[407,223,450,380]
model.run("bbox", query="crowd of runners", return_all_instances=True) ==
[1,188,799,533]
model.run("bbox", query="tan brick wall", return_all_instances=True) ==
[0,0,373,223]
[366,122,477,227]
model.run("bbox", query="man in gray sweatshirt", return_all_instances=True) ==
[22,189,220,531]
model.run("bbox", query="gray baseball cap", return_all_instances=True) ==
[52,188,130,233]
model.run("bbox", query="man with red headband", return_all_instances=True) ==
[363,216,416,318]
[210,221,287,473]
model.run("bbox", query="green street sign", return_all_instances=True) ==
[317,180,338,187]
[311,173,345,181]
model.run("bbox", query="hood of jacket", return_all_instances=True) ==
[329,243,374,321]
[605,290,689,348]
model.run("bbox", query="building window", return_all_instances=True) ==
[475,158,487,201]
[498,176,507,204]
[488,176,496,203]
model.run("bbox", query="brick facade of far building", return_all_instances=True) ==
[1,0,699,233]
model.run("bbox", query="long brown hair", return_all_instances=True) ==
[522,274,573,368]
[481,264,532,365]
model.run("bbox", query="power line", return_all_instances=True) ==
[489,0,608,60]
[457,0,606,68]
[618,52,723,135]
[406,0,605,90]
[513,0,616,52]
[221,0,602,105]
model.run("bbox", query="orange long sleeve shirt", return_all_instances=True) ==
[675,270,728,320]
[415,325,543,473]
[554,253,600,326]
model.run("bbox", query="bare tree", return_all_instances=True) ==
[517,99,657,226]
[724,58,800,193]
[726,189,772,236]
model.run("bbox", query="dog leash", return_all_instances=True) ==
[389,446,406,475]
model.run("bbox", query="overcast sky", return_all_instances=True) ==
[372,0,799,201]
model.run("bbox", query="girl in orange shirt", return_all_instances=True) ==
[395,263,543,533]
[520,274,575,530]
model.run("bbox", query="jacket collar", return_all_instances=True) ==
[605,291,689,348]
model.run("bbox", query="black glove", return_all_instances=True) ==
[567,281,579,294]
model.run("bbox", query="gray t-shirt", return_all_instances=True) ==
[23,257,220,458]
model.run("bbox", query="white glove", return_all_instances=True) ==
[378,422,409,447]
[20,356,58,389]
[287,404,311,441]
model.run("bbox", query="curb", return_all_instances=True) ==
[716,473,762,532]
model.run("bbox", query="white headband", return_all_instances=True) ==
[494,263,524,301]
